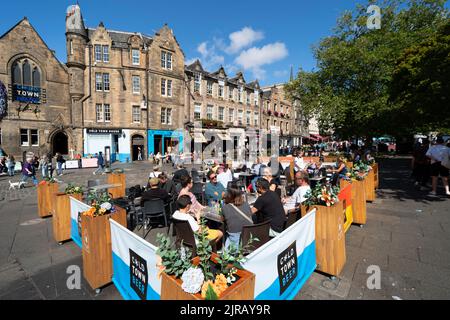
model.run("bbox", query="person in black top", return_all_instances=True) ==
[141,177,171,206]
[251,178,287,237]
[173,164,189,184]
[158,172,177,199]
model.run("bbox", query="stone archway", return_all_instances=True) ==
[52,131,69,156]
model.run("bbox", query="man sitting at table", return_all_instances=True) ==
[141,177,171,206]
[251,178,287,238]
[158,172,177,199]
[172,195,223,244]
[282,172,311,214]
[173,164,189,184]
[205,170,226,206]
[217,166,232,189]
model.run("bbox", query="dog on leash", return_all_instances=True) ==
[9,180,25,190]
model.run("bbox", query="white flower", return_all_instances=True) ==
[181,267,204,294]
[100,202,112,210]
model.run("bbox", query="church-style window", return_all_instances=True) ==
[12,63,22,84]
[32,68,40,87]
[22,60,31,86]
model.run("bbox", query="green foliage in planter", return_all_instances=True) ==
[215,234,259,276]
[195,218,214,281]
[156,234,192,278]
[205,283,219,300]
[64,183,84,195]
[304,183,340,207]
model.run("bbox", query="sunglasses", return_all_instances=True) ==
[210,176,217,179]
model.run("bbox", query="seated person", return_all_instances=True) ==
[205,170,226,206]
[282,172,311,213]
[149,166,162,178]
[178,175,205,213]
[173,164,190,184]
[217,166,232,189]
[267,155,284,185]
[141,177,171,206]
[222,188,254,249]
[158,172,177,199]
[328,156,348,186]
[172,195,223,243]
[261,167,281,197]
[251,178,287,238]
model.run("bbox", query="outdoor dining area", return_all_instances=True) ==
[35,152,379,299]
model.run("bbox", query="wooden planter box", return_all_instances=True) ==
[341,179,367,225]
[302,202,346,277]
[160,253,255,300]
[324,156,337,163]
[52,193,83,243]
[364,170,376,202]
[37,182,59,218]
[106,173,126,199]
[371,163,379,189]
[81,206,127,290]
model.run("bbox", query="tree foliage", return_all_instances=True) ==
[285,0,449,140]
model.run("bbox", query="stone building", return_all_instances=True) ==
[261,84,295,147]
[184,60,262,160]
[66,4,185,162]
[0,18,75,160]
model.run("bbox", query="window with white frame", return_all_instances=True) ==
[239,86,243,103]
[254,112,259,126]
[95,45,102,62]
[254,90,259,105]
[104,104,111,122]
[194,72,201,93]
[95,73,103,91]
[132,105,141,123]
[161,51,173,69]
[246,92,250,105]
[206,105,213,120]
[228,87,233,100]
[20,129,29,146]
[207,82,213,95]
[20,129,39,146]
[238,110,243,125]
[70,40,73,56]
[167,79,172,97]
[246,111,251,125]
[132,76,140,94]
[161,78,166,96]
[161,107,172,125]
[30,129,38,146]
[194,103,201,120]
[161,78,172,97]
[103,73,110,91]
[96,104,104,122]
[102,45,109,63]
[218,107,224,121]
[132,49,140,65]
[96,104,111,122]
[218,80,224,97]
[228,108,234,123]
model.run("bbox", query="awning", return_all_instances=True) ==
[193,132,207,143]
[217,133,233,141]
[308,135,320,142]
[310,133,323,140]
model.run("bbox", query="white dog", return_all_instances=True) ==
[9,180,25,190]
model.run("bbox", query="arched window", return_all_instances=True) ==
[32,68,40,87]
[12,63,22,84]
[22,60,31,86]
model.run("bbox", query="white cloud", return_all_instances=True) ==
[235,42,288,79]
[197,42,208,56]
[188,41,224,70]
[227,27,264,54]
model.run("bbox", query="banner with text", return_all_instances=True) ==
[110,219,161,300]
[241,209,317,300]
[70,197,91,248]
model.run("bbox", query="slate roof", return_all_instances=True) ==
[87,28,152,48]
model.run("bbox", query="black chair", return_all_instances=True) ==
[172,218,197,256]
[240,220,271,255]
[191,182,204,205]
[141,199,168,239]
[284,209,298,230]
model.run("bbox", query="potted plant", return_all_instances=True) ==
[37,176,59,218]
[158,219,257,300]
[302,184,346,277]
[353,161,375,202]
[52,183,85,243]
[81,191,127,292]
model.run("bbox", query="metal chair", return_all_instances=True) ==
[141,199,168,239]
[191,182,204,205]
[172,218,197,256]
[240,219,271,255]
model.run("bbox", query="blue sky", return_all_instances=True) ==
[1,0,381,85]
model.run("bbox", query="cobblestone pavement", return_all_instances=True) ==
[0,158,449,300]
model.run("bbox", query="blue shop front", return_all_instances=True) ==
[147,130,183,156]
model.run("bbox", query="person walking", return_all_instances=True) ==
[6,155,15,177]
[137,147,143,161]
[48,153,56,178]
[55,153,65,176]
[426,137,450,196]
[21,157,38,186]
[93,152,105,175]
[39,154,49,178]
[412,139,430,190]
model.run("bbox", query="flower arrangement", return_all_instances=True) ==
[83,192,114,217]
[64,183,84,195]
[39,176,57,185]
[156,218,258,300]
[304,184,340,207]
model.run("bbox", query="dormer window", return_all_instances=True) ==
[94,45,109,63]
[194,72,201,93]
[132,49,140,65]
[161,51,173,70]
[218,80,224,98]
[207,82,213,95]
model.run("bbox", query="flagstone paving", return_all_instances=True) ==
[0,158,449,300]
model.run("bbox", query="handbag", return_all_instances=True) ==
[230,204,254,224]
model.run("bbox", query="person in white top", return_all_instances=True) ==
[426,137,450,196]
[283,171,311,213]
[149,166,162,178]
[294,151,308,173]
[217,166,232,189]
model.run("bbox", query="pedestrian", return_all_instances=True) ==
[137,147,142,161]
[39,154,49,178]
[21,157,38,186]
[93,151,105,175]
[412,139,430,190]
[426,136,450,196]
[55,152,65,176]
[6,155,15,176]
[48,153,56,178]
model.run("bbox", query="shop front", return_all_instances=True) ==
[84,128,131,163]
[147,130,183,156]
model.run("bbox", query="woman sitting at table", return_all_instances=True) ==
[178,175,205,213]
[172,195,223,244]
[328,156,348,186]
[261,167,282,198]
[222,188,255,249]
